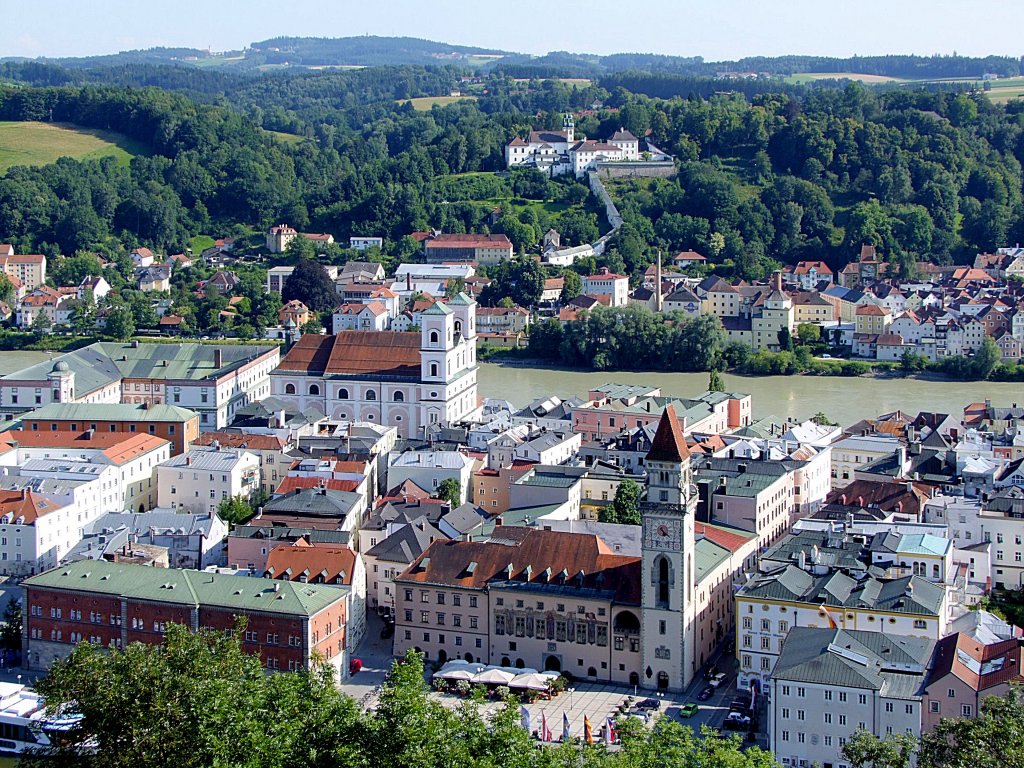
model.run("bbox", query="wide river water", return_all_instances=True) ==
[0,351,1017,429]
[478,363,1024,426]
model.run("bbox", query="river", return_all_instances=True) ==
[477,363,1024,427]
[0,351,1016,429]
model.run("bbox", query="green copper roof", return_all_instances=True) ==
[24,403,198,423]
[25,559,347,616]
[422,301,453,316]
[447,292,474,306]
[1,342,278,394]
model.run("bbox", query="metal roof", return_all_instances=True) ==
[24,559,346,616]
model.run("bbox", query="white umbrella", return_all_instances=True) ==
[435,662,485,680]
[436,668,477,681]
[473,668,517,685]
[509,672,553,691]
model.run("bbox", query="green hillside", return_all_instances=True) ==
[0,121,146,173]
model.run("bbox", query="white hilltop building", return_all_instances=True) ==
[505,114,643,177]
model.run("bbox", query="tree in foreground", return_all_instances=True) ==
[0,597,21,659]
[917,691,1024,768]
[842,728,916,768]
[607,478,643,526]
[216,495,255,527]
[24,622,362,768]
[435,477,462,508]
[26,634,780,768]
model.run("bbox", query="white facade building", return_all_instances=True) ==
[156,447,261,515]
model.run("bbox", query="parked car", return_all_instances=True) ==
[349,658,363,675]
[679,702,700,718]
[380,623,395,639]
[708,673,728,688]
[635,697,662,710]
[725,712,751,727]
[704,664,720,680]
[730,702,753,717]
[697,685,715,701]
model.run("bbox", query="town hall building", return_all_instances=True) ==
[391,405,718,692]
[270,294,479,437]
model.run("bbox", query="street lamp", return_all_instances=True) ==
[568,687,576,711]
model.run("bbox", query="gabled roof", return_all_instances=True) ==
[398,527,641,604]
[265,542,357,585]
[647,405,689,463]
[276,332,420,378]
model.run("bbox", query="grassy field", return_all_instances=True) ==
[512,77,593,87]
[398,95,478,110]
[188,235,216,254]
[0,121,147,173]
[786,72,904,84]
[266,129,305,144]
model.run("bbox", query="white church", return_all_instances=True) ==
[505,114,640,177]
[270,293,480,437]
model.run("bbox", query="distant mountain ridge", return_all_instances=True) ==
[4,35,1022,80]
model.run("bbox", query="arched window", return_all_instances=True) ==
[429,330,439,345]
[338,388,349,400]
[366,390,376,401]
[308,384,320,396]
[284,383,296,395]
[658,557,670,607]
[430,363,438,378]
[394,391,404,402]
[454,320,463,336]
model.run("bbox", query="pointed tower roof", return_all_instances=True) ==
[646,405,689,462]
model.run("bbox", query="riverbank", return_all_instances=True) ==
[476,362,1021,427]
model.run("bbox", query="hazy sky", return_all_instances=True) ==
[7,0,1024,60]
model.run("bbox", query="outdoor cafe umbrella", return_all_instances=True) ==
[473,668,517,685]
[434,662,486,681]
[509,672,554,691]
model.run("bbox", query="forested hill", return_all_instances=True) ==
[5,35,1021,80]
[1,69,1024,284]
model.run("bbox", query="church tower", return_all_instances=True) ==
[563,113,575,144]
[640,405,697,692]
[419,301,456,427]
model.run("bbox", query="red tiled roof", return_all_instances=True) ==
[277,332,420,377]
[100,434,171,465]
[696,522,754,552]
[793,260,833,275]
[673,250,707,262]
[856,304,890,315]
[265,541,357,585]
[398,528,642,604]
[0,489,60,524]
[425,234,513,249]
[647,405,690,462]
[1,430,159,450]
[928,633,1024,693]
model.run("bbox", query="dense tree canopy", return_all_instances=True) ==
[28,627,778,768]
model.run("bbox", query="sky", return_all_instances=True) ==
[6,0,1024,61]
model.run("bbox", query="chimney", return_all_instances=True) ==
[214,349,223,368]
[276,410,286,428]
[772,271,783,292]
[293,488,301,495]
[655,250,663,313]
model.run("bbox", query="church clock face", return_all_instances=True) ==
[645,518,681,550]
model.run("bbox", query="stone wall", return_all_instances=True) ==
[595,161,677,179]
